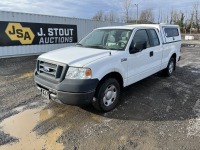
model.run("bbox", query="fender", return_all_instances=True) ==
[92,62,126,82]
[161,45,177,70]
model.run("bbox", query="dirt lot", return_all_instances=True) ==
[0,44,200,150]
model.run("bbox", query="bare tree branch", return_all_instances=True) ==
[92,10,104,21]
[193,1,199,33]
[139,8,154,23]
[122,0,133,23]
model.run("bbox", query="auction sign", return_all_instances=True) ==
[0,21,77,46]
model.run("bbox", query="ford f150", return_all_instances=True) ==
[34,24,181,112]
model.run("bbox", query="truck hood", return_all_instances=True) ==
[39,46,113,67]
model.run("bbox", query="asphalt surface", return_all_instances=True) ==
[0,45,200,150]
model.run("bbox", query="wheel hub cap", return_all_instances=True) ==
[169,61,174,74]
[106,91,112,99]
[103,85,117,107]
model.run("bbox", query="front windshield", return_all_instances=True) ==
[77,29,132,51]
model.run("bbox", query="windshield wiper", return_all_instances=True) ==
[76,43,83,47]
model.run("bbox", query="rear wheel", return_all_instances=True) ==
[92,78,120,112]
[163,57,175,77]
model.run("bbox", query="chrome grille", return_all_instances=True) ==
[38,60,64,79]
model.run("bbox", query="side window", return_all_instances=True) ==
[164,28,179,37]
[173,28,179,36]
[132,29,150,48]
[148,29,160,46]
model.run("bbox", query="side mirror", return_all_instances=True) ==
[129,41,147,54]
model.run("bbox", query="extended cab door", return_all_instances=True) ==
[127,28,162,85]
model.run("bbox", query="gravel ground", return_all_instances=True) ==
[0,45,200,150]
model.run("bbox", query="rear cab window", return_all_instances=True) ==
[164,28,179,37]
[163,27,181,43]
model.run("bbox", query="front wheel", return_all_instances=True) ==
[92,78,120,112]
[163,57,175,77]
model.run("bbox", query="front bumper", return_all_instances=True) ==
[34,72,99,105]
[36,85,95,105]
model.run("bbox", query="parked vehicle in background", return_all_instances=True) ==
[34,24,181,112]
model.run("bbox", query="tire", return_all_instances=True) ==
[92,78,120,112]
[163,57,175,77]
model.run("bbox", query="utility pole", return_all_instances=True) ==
[135,4,138,24]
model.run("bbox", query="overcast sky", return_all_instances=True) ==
[0,0,196,19]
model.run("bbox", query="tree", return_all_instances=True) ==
[157,9,163,23]
[104,11,119,22]
[139,8,154,23]
[193,1,200,33]
[183,10,194,34]
[92,10,119,22]
[189,12,194,34]
[176,12,185,32]
[108,11,117,22]
[162,11,170,24]
[92,10,104,21]
[122,0,133,23]
[170,9,181,24]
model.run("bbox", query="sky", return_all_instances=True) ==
[0,0,197,20]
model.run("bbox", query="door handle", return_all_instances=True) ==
[121,58,127,62]
[150,51,153,57]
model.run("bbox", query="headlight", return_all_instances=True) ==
[66,67,92,79]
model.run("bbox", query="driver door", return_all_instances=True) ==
[127,29,154,85]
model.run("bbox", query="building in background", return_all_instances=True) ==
[0,11,124,58]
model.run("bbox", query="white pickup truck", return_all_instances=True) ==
[34,24,181,112]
